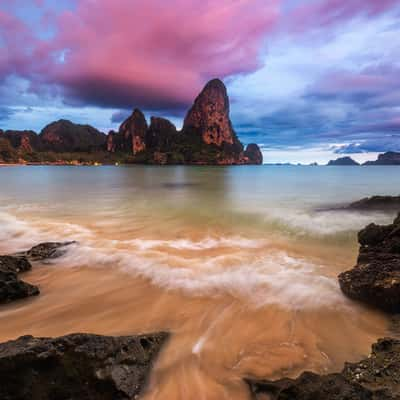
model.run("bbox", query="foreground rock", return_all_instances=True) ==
[14,241,77,261]
[347,196,400,212]
[0,255,39,304]
[0,332,168,400]
[339,213,400,312]
[247,338,400,399]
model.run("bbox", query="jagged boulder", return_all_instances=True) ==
[339,213,400,312]
[0,255,39,304]
[0,332,168,400]
[14,241,77,261]
[247,338,400,400]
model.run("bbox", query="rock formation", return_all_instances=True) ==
[104,79,263,165]
[39,120,106,152]
[0,79,263,165]
[182,79,237,146]
[1,130,38,153]
[247,338,400,399]
[327,156,360,166]
[244,143,264,165]
[0,332,168,400]
[14,241,77,261]
[0,242,76,304]
[339,213,400,312]
[364,152,400,166]
[347,196,400,212]
[0,255,39,304]
[107,109,148,154]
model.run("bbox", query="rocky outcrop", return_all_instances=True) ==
[0,255,39,304]
[14,241,77,261]
[364,152,400,166]
[247,338,400,399]
[327,157,360,166]
[347,196,400,212]
[338,213,400,312]
[119,109,148,154]
[0,242,76,304]
[108,109,148,154]
[1,130,39,153]
[244,143,263,165]
[39,120,106,152]
[146,117,178,151]
[182,79,237,147]
[0,332,168,400]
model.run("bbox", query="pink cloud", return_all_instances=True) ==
[287,0,399,32]
[2,0,280,110]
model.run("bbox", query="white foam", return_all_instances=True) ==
[0,209,349,310]
[264,208,393,236]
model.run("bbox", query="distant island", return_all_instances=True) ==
[0,79,262,166]
[327,154,400,166]
[327,156,360,166]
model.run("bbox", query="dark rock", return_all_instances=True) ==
[18,241,77,261]
[348,196,400,212]
[0,332,168,400]
[364,152,400,166]
[0,256,39,304]
[247,338,400,400]
[146,117,178,152]
[327,157,360,166]
[339,213,400,312]
[0,255,32,273]
[2,130,39,153]
[119,109,148,154]
[244,143,263,165]
[107,109,148,155]
[39,120,106,152]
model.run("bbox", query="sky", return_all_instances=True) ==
[0,0,399,163]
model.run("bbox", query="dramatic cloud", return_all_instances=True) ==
[1,0,280,110]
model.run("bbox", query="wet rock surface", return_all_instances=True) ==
[15,241,77,261]
[0,332,168,400]
[347,196,400,212]
[339,213,400,312]
[0,255,39,304]
[247,338,400,400]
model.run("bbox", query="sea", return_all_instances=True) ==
[0,165,399,399]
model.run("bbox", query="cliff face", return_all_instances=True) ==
[182,79,237,146]
[108,109,148,154]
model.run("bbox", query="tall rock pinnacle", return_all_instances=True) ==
[119,109,148,154]
[182,79,237,147]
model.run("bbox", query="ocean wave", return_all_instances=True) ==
[55,243,347,311]
[0,209,349,310]
[263,208,394,236]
